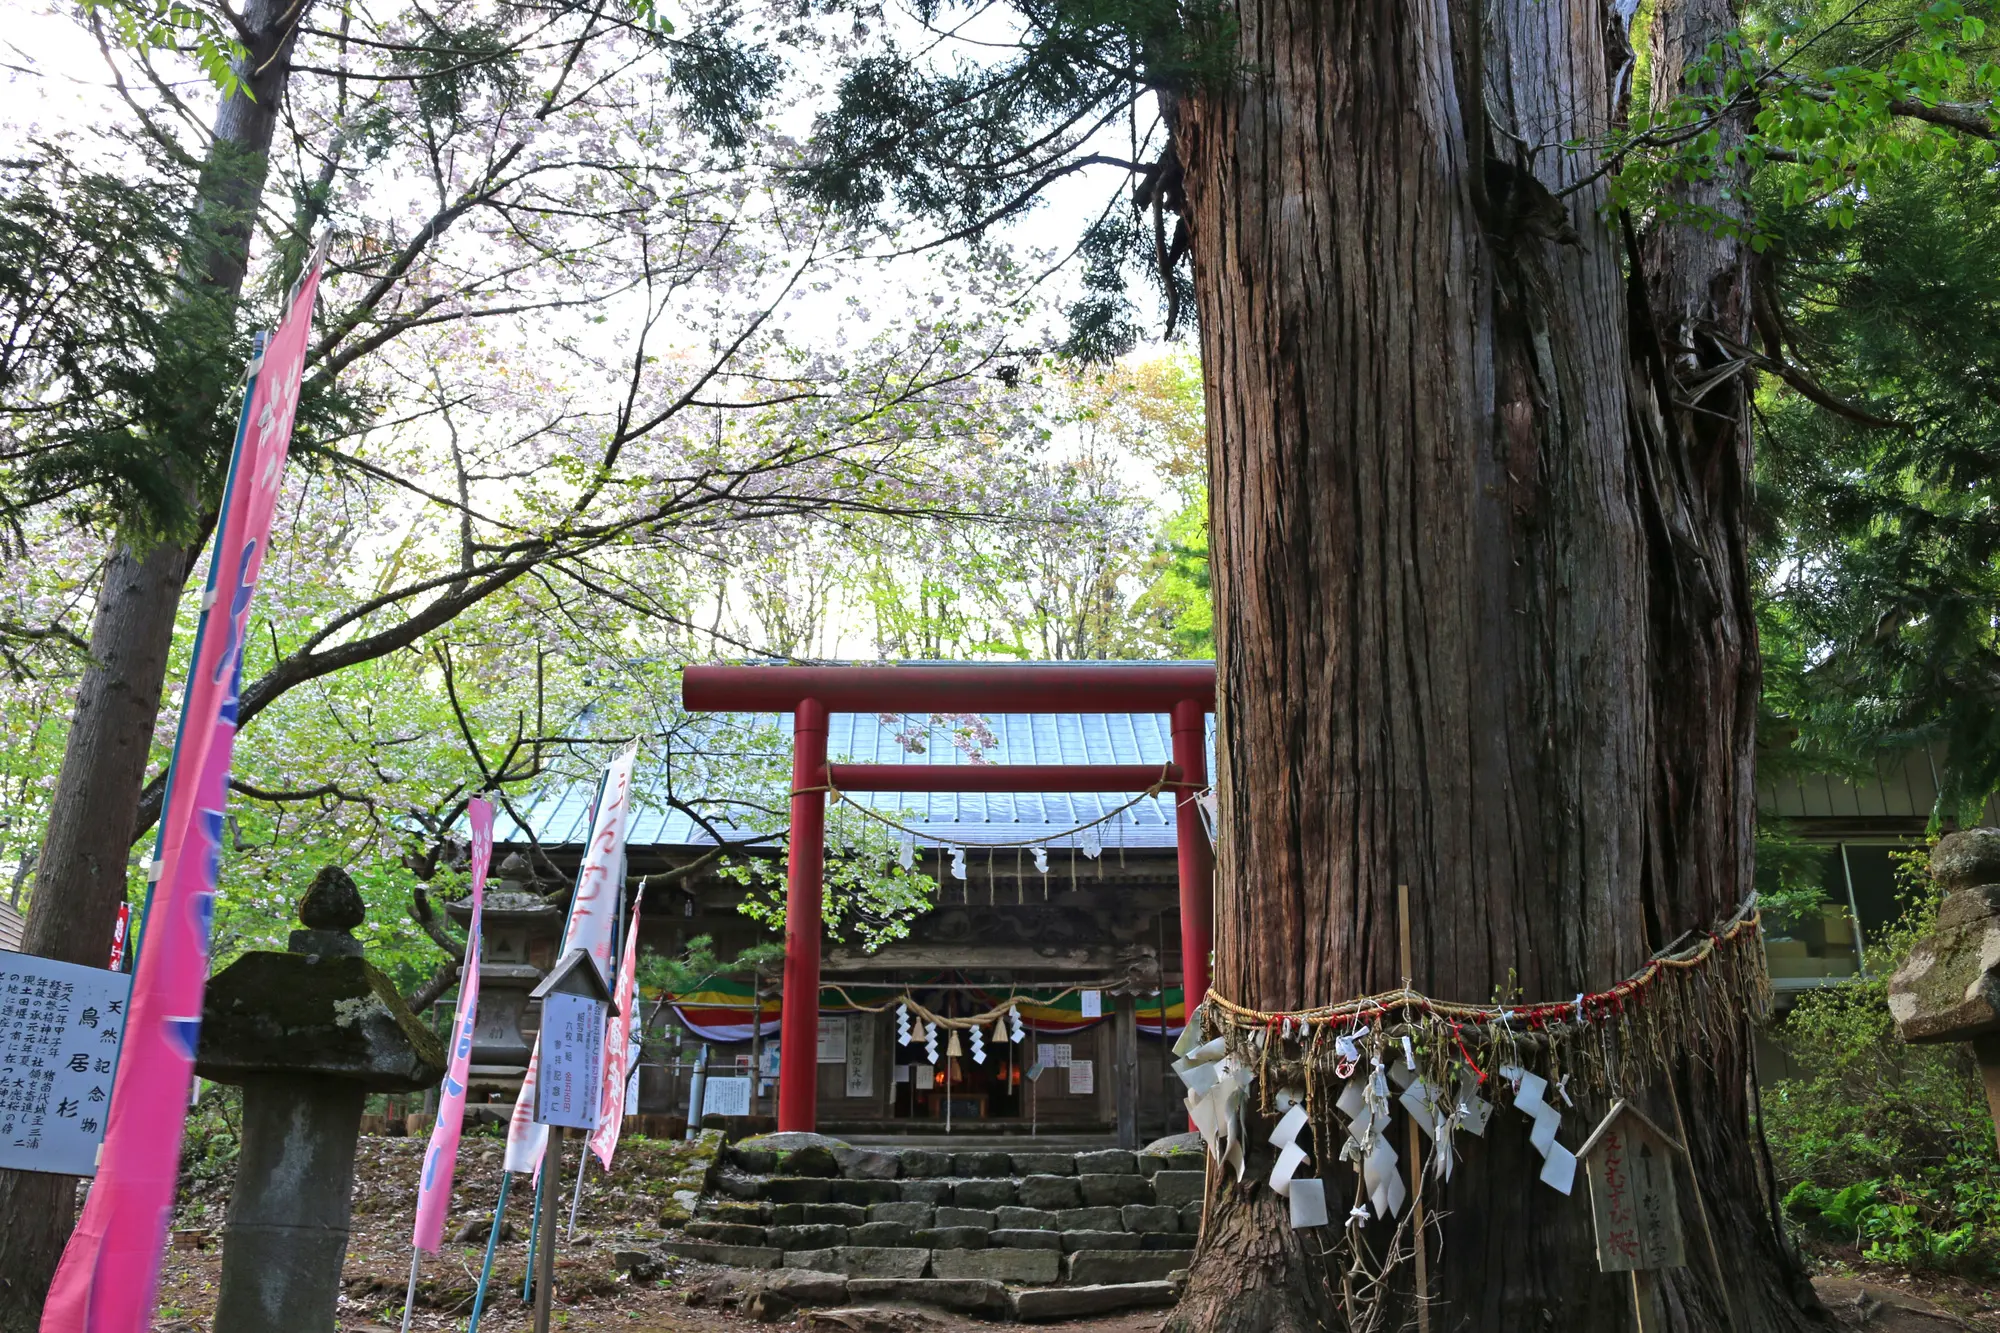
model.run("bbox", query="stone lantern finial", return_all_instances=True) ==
[289,865,366,959]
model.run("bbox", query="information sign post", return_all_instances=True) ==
[526,950,610,1333]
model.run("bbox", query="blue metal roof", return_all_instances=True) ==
[495,710,1217,852]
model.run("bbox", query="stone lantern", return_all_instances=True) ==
[1887,829,2000,1151]
[447,851,561,1101]
[195,866,446,1331]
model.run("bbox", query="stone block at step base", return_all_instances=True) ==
[829,1179,901,1207]
[1016,1175,1082,1210]
[868,1201,935,1227]
[663,1240,781,1269]
[951,1150,1012,1177]
[1151,1171,1206,1207]
[932,1207,995,1230]
[1141,1232,1197,1250]
[912,1226,990,1250]
[727,1146,778,1173]
[929,1247,1061,1284]
[848,1222,915,1247]
[1180,1202,1203,1232]
[952,1179,1015,1209]
[1010,1152,1074,1176]
[1012,1282,1179,1322]
[774,1144,842,1177]
[762,1178,833,1205]
[834,1147,901,1180]
[1075,1149,1137,1175]
[1061,1230,1140,1253]
[783,1246,932,1279]
[847,1278,1011,1316]
[1121,1204,1179,1234]
[1079,1174,1152,1207]
[698,1201,767,1224]
[715,1173,762,1202]
[1054,1207,1124,1232]
[899,1180,952,1204]
[990,1229,1064,1251]
[1065,1250,1189,1285]
[771,1202,868,1227]
[897,1148,953,1178]
[756,1267,852,1307]
[994,1206,1055,1230]
[683,1221,767,1247]
[768,1223,850,1251]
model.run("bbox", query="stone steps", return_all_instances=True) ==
[663,1136,1206,1313]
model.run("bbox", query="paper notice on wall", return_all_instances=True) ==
[1080,990,1102,1018]
[818,1015,847,1063]
[1067,1059,1094,1095]
[701,1076,751,1118]
[1043,1043,1072,1068]
[894,1064,911,1084]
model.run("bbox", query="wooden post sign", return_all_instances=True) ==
[525,950,612,1333]
[1577,1100,1687,1273]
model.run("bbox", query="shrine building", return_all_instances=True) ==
[459,663,1214,1146]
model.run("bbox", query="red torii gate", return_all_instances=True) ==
[682,663,1216,1132]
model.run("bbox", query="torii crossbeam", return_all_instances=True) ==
[682,663,1216,1132]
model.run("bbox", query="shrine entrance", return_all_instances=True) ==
[681,664,1216,1135]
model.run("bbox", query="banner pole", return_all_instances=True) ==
[465,1170,510,1333]
[565,1144,589,1240]
[521,1162,546,1302]
[398,1247,421,1333]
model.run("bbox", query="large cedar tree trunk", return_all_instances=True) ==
[0,4,307,1321]
[1162,0,1825,1327]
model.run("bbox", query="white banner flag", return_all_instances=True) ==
[504,742,639,1173]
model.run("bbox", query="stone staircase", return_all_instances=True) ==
[661,1135,1207,1320]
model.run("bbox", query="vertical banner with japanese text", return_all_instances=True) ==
[42,244,330,1333]
[411,796,494,1253]
[589,900,643,1170]
[502,742,638,1173]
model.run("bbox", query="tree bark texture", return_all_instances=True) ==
[0,2,309,1323]
[1164,0,1823,1326]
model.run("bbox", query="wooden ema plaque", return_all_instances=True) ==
[1577,1100,1686,1273]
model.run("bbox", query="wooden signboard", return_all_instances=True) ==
[1577,1100,1686,1273]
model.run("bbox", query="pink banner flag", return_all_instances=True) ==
[42,246,329,1333]
[503,741,638,1174]
[589,898,644,1170]
[412,796,494,1254]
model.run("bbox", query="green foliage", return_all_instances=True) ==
[1614,0,1999,246]
[1754,143,2000,819]
[177,1083,242,1215]
[1762,844,2000,1275]
[0,144,240,540]
[637,933,784,997]
[83,0,248,101]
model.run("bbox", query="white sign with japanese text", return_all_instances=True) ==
[845,1015,876,1098]
[0,952,134,1177]
[817,1016,847,1063]
[533,992,604,1129]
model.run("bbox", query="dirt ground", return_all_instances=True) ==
[148,1132,1997,1332]
[153,1133,1163,1333]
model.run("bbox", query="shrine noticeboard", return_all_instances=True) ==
[0,951,135,1177]
[1579,1101,1686,1273]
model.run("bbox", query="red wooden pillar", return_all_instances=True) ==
[1170,698,1214,1015]
[779,698,828,1131]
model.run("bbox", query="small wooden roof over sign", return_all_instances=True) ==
[529,948,612,1005]
[1577,1099,1687,1274]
